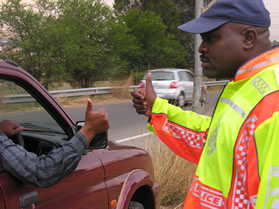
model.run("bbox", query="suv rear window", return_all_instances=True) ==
[147,71,174,80]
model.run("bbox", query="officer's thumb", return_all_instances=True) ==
[145,72,156,115]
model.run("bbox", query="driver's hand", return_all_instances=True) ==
[80,99,110,142]
[0,120,24,136]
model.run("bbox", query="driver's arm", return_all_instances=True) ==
[0,99,110,188]
[0,131,88,187]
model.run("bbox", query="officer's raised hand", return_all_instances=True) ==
[144,72,157,117]
[131,88,147,115]
[131,72,157,117]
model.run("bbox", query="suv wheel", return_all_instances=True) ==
[128,201,144,209]
[177,93,185,107]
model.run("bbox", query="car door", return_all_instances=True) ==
[0,68,108,209]
[178,71,194,101]
[184,71,194,101]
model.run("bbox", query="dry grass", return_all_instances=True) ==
[55,94,131,108]
[144,135,197,207]
[110,74,134,99]
[55,74,134,108]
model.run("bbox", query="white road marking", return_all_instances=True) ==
[116,132,154,143]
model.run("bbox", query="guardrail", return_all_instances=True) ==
[204,80,229,87]
[3,85,139,104]
[3,81,229,104]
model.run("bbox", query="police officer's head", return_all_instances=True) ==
[179,0,272,79]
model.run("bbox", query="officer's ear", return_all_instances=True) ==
[242,27,257,50]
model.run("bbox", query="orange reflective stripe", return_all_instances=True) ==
[183,175,227,209]
[228,114,258,209]
[228,91,279,208]
[151,113,207,164]
[235,47,279,81]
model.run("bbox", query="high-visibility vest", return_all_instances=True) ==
[148,47,279,209]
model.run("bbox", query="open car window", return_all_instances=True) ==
[0,79,65,135]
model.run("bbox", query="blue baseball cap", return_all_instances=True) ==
[178,0,270,34]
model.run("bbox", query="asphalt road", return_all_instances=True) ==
[1,90,222,149]
[65,89,222,147]
[65,101,150,144]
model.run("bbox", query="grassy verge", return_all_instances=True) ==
[144,135,196,209]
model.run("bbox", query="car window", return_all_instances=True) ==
[148,71,175,80]
[0,79,65,134]
[178,71,187,81]
[186,72,194,81]
[179,71,194,81]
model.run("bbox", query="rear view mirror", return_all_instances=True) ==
[75,121,108,149]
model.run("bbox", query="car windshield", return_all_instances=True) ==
[146,71,174,81]
[0,79,65,134]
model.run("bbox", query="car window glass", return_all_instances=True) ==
[0,79,65,134]
[149,72,174,80]
[182,72,193,81]
[178,71,187,81]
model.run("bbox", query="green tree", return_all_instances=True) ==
[114,0,196,68]
[0,0,63,88]
[119,8,187,72]
[53,0,115,87]
[0,0,138,88]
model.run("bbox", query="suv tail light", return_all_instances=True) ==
[139,81,145,88]
[169,81,177,89]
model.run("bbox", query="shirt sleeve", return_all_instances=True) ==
[0,131,88,188]
[147,97,211,164]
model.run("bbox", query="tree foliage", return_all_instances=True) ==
[114,0,196,68]
[119,8,186,72]
[0,0,192,88]
[0,0,61,88]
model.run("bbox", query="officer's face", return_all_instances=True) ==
[199,23,245,79]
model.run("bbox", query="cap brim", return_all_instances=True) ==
[178,17,229,34]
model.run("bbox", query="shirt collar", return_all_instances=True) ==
[235,46,279,82]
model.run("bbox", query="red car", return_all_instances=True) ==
[0,59,160,209]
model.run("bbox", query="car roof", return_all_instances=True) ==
[149,68,192,73]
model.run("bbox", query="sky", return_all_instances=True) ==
[264,0,279,41]
[103,0,279,41]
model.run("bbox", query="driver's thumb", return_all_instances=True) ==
[86,98,94,114]
[145,72,156,106]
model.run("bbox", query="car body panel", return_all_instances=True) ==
[0,60,160,209]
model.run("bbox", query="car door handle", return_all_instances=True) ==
[20,191,38,208]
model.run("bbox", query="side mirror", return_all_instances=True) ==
[75,121,108,149]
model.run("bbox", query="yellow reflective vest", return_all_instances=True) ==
[148,47,279,209]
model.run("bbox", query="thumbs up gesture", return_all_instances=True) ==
[132,72,157,117]
[144,72,157,117]
[80,98,110,142]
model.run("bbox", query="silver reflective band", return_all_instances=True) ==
[265,166,279,209]
[220,98,246,118]
[251,76,271,95]
[237,55,279,76]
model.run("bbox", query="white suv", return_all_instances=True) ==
[139,68,194,107]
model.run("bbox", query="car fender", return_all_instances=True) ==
[116,169,159,209]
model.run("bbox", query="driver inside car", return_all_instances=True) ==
[0,98,109,188]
